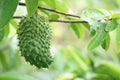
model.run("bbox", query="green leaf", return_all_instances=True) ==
[7,48,19,69]
[101,34,110,50]
[0,53,7,69]
[82,23,90,30]
[105,19,118,31]
[55,1,68,12]
[81,8,111,30]
[41,0,56,9]
[0,0,18,28]
[116,26,120,51]
[0,28,4,41]
[70,23,84,38]
[90,74,113,80]
[0,72,39,80]
[81,8,105,25]
[61,47,88,72]
[25,0,38,17]
[49,14,60,20]
[112,13,120,19]
[91,22,103,31]
[10,19,18,29]
[88,23,108,50]
[4,24,9,37]
[99,9,111,19]
[90,29,96,37]
[96,61,120,79]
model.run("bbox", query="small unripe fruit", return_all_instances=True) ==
[17,14,53,68]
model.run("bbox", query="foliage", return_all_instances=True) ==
[0,0,120,80]
[0,0,18,28]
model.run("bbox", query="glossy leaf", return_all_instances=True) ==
[90,29,96,37]
[7,48,19,69]
[91,22,103,31]
[105,20,118,31]
[61,47,88,72]
[0,72,39,80]
[96,61,120,79]
[4,24,9,37]
[82,23,90,30]
[88,24,108,50]
[10,19,18,29]
[25,0,38,17]
[99,9,111,18]
[81,8,111,30]
[101,34,110,50]
[49,14,60,20]
[116,26,120,51]
[41,0,68,12]
[81,8,105,25]
[90,74,112,80]
[0,0,18,28]
[55,1,68,12]
[112,13,120,19]
[0,28,4,41]
[0,53,7,69]
[41,0,56,9]
[70,23,84,38]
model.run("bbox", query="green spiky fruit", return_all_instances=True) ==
[17,14,53,68]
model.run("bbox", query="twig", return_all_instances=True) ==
[13,16,22,18]
[13,16,87,23]
[49,19,87,23]
[19,2,80,18]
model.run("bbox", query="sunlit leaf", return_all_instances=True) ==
[61,47,88,72]
[88,23,108,50]
[41,0,56,9]
[81,8,105,25]
[70,23,84,38]
[96,61,120,79]
[99,9,111,19]
[0,0,18,28]
[0,28,4,41]
[112,13,120,19]
[10,19,18,29]
[0,53,7,69]
[90,29,96,37]
[90,74,113,80]
[7,48,19,69]
[56,1,68,12]
[81,8,111,30]
[4,24,9,37]
[49,14,60,20]
[0,72,39,80]
[116,26,120,51]
[25,0,38,17]
[82,23,90,30]
[105,19,118,31]
[101,34,110,50]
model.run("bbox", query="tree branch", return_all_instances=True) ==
[13,16,87,23]
[19,2,80,18]
[13,16,22,18]
[49,20,87,23]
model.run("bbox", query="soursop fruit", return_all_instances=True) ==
[17,14,53,68]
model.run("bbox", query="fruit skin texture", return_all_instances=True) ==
[17,14,53,68]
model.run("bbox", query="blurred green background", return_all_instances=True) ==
[0,0,120,80]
